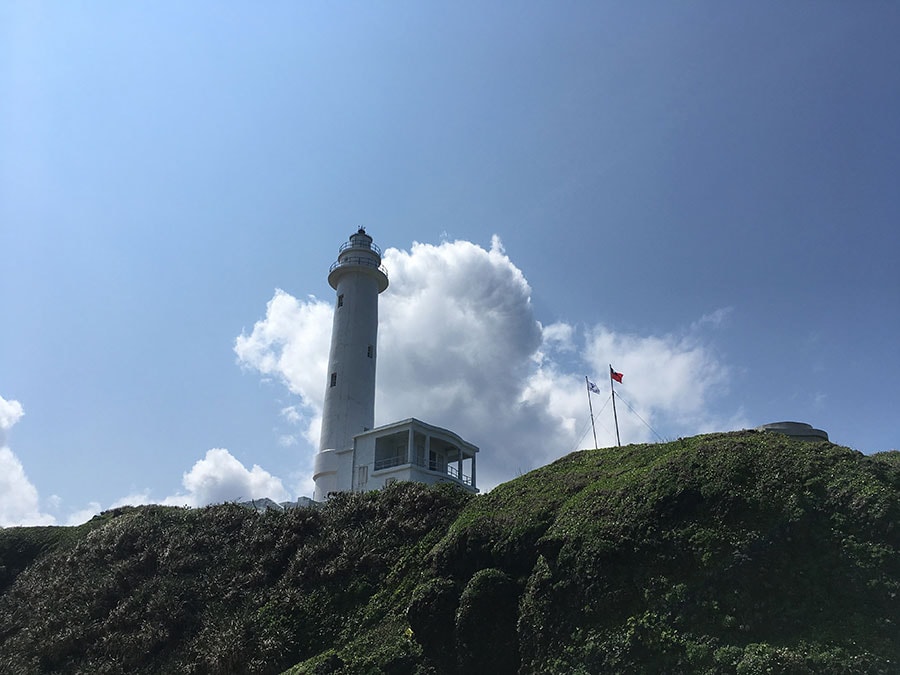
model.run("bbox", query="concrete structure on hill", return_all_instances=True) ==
[239,497,318,513]
[757,421,829,442]
[312,229,478,501]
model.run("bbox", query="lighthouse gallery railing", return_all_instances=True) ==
[329,256,388,278]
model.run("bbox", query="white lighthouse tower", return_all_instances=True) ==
[311,228,479,501]
[313,228,389,501]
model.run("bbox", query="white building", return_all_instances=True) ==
[315,418,477,494]
[312,229,478,501]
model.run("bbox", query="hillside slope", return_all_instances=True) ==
[1,431,897,674]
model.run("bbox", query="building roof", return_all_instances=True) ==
[354,417,479,453]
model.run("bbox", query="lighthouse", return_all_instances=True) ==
[313,228,389,500]
[312,229,478,501]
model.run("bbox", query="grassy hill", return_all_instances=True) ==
[1,431,897,674]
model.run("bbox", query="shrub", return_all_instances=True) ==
[455,568,519,675]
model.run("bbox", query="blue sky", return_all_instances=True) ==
[2,2,898,525]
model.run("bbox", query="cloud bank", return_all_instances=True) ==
[235,236,743,491]
[0,392,290,526]
[0,395,55,526]
[162,448,290,507]
[75,449,291,521]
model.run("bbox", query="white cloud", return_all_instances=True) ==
[0,447,57,526]
[586,327,730,421]
[280,405,302,425]
[0,395,56,527]
[0,395,25,445]
[582,327,744,443]
[61,449,294,521]
[235,236,743,492]
[540,322,576,353]
[109,491,153,509]
[693,306,733,329]
[0,394,294,524]
[45,452,294,523]
[235,290,332,446]
[375,238,544,444]
[163,448,290,507]
[65,502,102,526]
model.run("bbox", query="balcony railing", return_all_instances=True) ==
[374,455,406,471]
[339,239,382,256]
[329,256,388,278]
[447,464,473,486]
[374,454,471,486]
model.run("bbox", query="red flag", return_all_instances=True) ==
[610,367,624,384]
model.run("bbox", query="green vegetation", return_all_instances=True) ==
[1,431,897,673]
[0,507,136,595]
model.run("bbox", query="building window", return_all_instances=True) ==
[330,373,337,387]
[337,294,344,307]
[367,344,374,358]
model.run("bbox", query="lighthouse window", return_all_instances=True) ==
[367,345,374,358]
[330,373,337,387]
[337,294,344,307]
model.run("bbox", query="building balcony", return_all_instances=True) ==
[359,418,478,493]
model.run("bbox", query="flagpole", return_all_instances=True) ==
[609,365,621,447]
[585,376,598,449]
